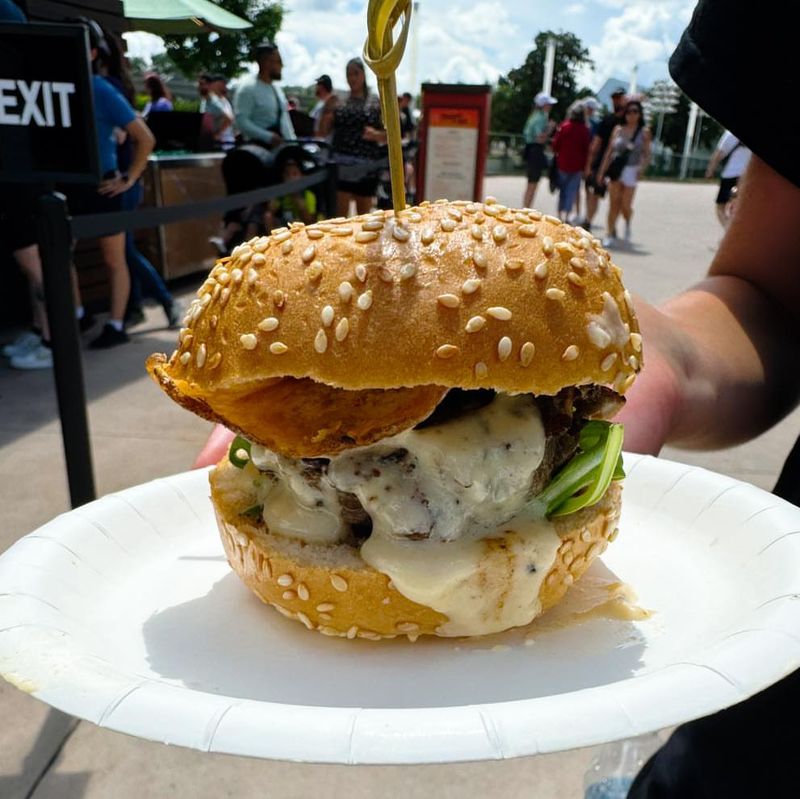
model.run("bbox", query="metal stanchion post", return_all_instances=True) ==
[37,191,96,508]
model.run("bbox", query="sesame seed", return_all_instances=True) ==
[355,264,367,282]
[297,583,310,601]
[302,244,316,263]
[440,218,456,232]
[628,355,640,370]
[485,195,498,205]
[335,317,350,342]
[297,612,314,630]
[400,263,417,280]
[492,224,508,243]
[474,361,488,379]
[240,333,258,350]
[346,625,358,639]
[447,207,463,221]
[474,212,485,223]
[497,336,512,361]
[321,305,335,327]
[378,265,393,283]
[195,343,207,368]
[542,236,554,256]
[282,590,297,601]
[212,284,221,301]
[471,224,483,241]
[466,315,486,333]
[357,290,373,310]
[483,203,500,218]
[270,342,288,354]
[331,574,348,592]
[356,230,378,243]
[487,306,512,320]
[543,214,561,225]
[608,527,619,542]
[437,293,460,308]
[623,289,635,313]
[555,242,576,258]
[601,352,618,372]
[200,293,212,307]
[534,261,549,279]
[520,341,535,366]
[562,344,580,361]
[252,253,266,267]
[179,328,192,343]
[330,226,353,237]
[569,257,586,271]
[472,248,488,269]
[406,212,422,223]
[434,198,449,204]
[234,532,249,548]
[314,329,328,353]
[179,351,191,365]
[421,227,435,245]
[578,237,592,250]
[465,203,479,214]
[306,264,323,283]
[567,271,585,287]
[254,237,269,252]
[316,603,335,612]
[277,573,293,587]
[338,281,354,301]
[306,228,324,239]
[238,248,252,263]
[258,317,279,332]
[281,240,293,255]
[392,224,411,242]
[231,268,243,285]
[546,287,566,301]
[247,268,258,284]
[462,278,481,294]
[518,224,538,238]
[273,231,291,243]
[210,315,218,330]
[630,332,643,352]
[436,344,459,359]
[217,271,230,285]
[564,573,575,586]
[527,209,542,220]
[273,289,286,308]
[362,218,384,232]
[208,352,222,369]
[623,372,637,391]
[396,622,419,633]
[588,321,612,349]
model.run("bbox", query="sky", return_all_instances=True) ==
[124,0,697,94]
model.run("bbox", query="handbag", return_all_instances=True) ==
[606,149,630,181]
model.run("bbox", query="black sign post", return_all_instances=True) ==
[1,22,100,508]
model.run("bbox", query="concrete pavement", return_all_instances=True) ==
[2,177,798,798]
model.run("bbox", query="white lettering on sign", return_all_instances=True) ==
[0,80,76,127]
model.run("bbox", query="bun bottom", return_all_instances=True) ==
[210,459,622,640]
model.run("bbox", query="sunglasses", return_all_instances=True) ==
[626,108,641,114]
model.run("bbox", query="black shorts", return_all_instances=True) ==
[338,176,379,198]
[0,183,41,252]
[585,172,607,198]
[716,176,738,204]
[65,172,124,220]
[525,143,547,183]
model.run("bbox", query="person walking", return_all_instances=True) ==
[311,74,333,140]
[597,98,651,248]
[521,92,557,209]
[551,101,591,222]
[142,74,173,115]
[582,87,627,231]
[705,129,751,228]
[318,57,386,217]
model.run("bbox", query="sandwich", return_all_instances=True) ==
[147,199,641,641]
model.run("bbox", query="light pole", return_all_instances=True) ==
[542,36,556,94]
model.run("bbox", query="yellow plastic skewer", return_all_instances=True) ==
[363,0,413,214]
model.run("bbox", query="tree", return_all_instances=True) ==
[491,31,594,133]
[161,1,283,79]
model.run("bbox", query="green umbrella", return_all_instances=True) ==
[124,0,252,34]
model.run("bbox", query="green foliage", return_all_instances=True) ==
[161,1,284,79]
[491,31,594,134]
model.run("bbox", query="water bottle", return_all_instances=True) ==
[583,732,663,799]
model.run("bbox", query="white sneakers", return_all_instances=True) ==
[2,331,41,359]
[10,345,53,370]
[2,332,53,370]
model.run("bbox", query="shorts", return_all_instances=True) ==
[619,165,640,188]
[338,176,379,198]
[525,143,547,183]
[585,172,607,198]
[716,176,738,204]
[65,172,124,219]
[0,183,41,252]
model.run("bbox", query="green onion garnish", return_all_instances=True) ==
[228,436,252,469]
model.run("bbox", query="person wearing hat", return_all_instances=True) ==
[234,41,296,149]
[582,87,627,230]
[311,74,334,140]
[522,91,557,208]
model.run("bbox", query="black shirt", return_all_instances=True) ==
[591,111,623,169]
[669,0,797,189]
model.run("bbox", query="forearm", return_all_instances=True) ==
[126,121,155,182]
[236,111,272,144]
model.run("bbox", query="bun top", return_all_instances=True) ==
[149,200,641,397]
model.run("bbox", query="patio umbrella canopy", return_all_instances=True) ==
[124,0,252,34]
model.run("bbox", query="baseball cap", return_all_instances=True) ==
[610,87,627,97]
[316,74,333,92]
[580,96,601,111]
[534,91,557,107]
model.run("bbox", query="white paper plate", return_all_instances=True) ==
[2,453,800,764]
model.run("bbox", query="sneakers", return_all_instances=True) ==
[602,236,617,249]
[2,331,41,359]
[78,312,97,333]
[624,221,632,244]
[125,306,146,328]
[89,323,129,349]
[10,344,53,370]
[209,236,228,257]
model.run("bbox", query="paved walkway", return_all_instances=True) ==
[2,178,798,798]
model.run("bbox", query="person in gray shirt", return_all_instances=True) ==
[234,42,296,148]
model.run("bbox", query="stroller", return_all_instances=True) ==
[217,140,331,252]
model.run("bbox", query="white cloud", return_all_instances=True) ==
[565,3,586,14]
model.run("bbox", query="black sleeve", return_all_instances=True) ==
[669,0,798,188]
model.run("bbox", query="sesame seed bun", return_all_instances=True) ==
[211,458,622,640]
[146,200,641,456]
